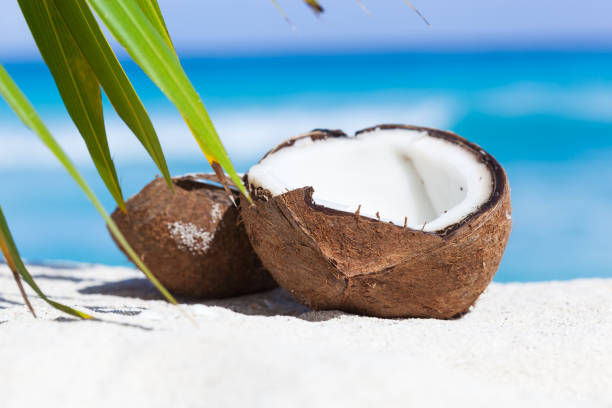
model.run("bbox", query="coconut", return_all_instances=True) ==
[241,125,512,319]
[111,174,276,299]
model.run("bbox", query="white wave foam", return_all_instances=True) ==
[0,98,457,169]
[479,82,612,121]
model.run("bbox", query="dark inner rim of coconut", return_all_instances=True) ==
[175,173,242,194]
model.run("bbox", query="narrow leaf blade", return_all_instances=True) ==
[18,0,125,210]
[0,63,190,321]
[134,0,176,52]
[0,205,92,319]
[87,0,250,201]
[404,1,430,26]
[54,0,173,189]
[271,0,296,29]
[303,0,324,14]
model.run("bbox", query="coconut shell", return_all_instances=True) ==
[111,174,276,299]
[241,125,512,319]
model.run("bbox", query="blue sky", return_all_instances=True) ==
[0,0,611,59]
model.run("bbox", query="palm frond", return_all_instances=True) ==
[0,63,183,315]
[303,0,324,14]
[18,0,126,211]
[270,0,296,30]
[134,0,176,52]
[0,205,92,319]
[54,0,173,190]
[87,0,250,201]
[404,1,430,25]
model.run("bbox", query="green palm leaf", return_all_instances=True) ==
[18,0,126,211]
[53,0,173,190]
[134,0,176,52]
[0,205,93,319]
[0,63,184,316]
[87,0,250,200]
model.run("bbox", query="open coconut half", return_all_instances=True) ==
[241,125,511,318]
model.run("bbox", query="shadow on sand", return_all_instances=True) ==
[78,278,345,322]
[54,315,154,331]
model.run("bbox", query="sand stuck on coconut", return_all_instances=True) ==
[111,174,276,299]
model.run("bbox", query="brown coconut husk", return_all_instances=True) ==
[111,174,276,299]
[241,125,512,319]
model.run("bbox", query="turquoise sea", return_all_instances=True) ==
[0,51,611,282]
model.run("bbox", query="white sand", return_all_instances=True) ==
[1,264,610,408]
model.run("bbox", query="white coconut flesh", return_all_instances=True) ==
[247,128,494,232]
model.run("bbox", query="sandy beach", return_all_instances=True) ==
[1,263,610,407]
[2,1,611,407]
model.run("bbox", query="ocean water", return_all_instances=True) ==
[0,51,611,282]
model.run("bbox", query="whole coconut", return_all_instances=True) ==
[241,125,512,318]
[111,174,276,299]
